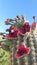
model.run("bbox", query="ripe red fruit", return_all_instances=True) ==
[31,22,37,30]
[19,22,30,35]
[6,26,18,40]
[14,42,30,58]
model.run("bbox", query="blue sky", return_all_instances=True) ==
[0,0,37,33]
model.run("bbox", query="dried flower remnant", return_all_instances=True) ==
[33,16,36,22]
[16,15,20,20]
[7,18,14,22]
[5,21,9,25]
[15,18,18,22]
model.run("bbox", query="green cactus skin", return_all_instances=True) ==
[9,32,37,65]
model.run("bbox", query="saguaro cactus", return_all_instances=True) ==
[4,15,37,65]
